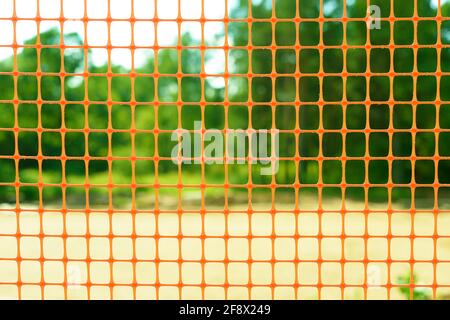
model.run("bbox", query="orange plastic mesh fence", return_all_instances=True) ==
[0,0,449,300]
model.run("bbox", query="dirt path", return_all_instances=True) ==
[0,199,449,299]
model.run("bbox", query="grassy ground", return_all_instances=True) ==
[0,196,449,300]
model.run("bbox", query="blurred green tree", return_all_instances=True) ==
[0,0,448,203]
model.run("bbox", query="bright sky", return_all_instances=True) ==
[0,0,238,68]
[2,0,444,68]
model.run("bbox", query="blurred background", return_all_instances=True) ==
[0,0,449,209]
[0,0,449,300]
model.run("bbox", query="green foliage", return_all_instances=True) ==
[397,273,432,300]
[0,0,448,204]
